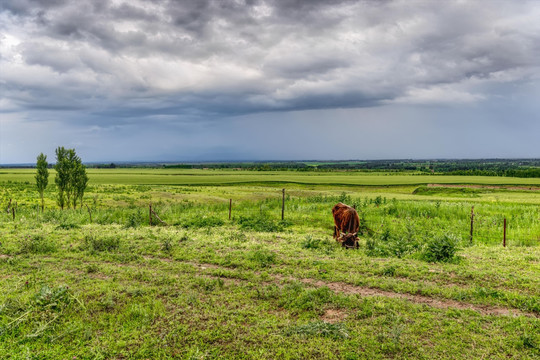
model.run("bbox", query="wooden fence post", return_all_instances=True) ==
[12,207,15,221]
[229,199,232,220]
[503,218,507,247]
[149,203,153,226]
[85,204,93,223]
[469,206,474,245]
[281,189,285,220]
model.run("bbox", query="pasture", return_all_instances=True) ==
[0,169,539,359]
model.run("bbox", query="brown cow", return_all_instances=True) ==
[332,202,360,248]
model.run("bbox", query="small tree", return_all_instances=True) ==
[54,147,70,209]
[55,147,88,209]
[73,160,88,208]
[35,153,49,212]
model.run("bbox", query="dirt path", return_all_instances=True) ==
[182,260,539,318]
[38,255,540,318]
[292,277,536,318]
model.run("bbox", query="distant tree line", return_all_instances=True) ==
[87,159,539,178]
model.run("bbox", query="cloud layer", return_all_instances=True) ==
[1,0,539,162]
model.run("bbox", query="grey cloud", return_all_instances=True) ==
[1,0,540,120]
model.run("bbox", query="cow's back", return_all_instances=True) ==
[332,202,360,234]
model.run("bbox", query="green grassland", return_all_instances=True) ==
[3,168,540,186]
[0,169,539,359]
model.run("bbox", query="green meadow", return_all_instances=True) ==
[0,169,539,359]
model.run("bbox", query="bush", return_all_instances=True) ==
[423,233,460,262]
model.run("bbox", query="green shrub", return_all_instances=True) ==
[423,233,460,262]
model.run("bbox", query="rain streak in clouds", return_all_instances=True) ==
[1,0,540,162]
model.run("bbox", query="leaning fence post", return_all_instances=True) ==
[85,204,93,223]
[281,189,285,220]
[229,199,232,220]
[469,206,474,245]
[503,218,507,247]
[149,203,153,226]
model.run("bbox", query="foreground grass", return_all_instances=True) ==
[1,173,539,358]
[0,223,539,359]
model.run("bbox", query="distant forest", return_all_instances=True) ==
[119,159,540,178]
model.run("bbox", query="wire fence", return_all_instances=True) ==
[2,189,539,247]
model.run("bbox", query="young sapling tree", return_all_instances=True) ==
[35,153,49,212]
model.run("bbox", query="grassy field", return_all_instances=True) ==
[3,168,540,186]
[0,169,539,359]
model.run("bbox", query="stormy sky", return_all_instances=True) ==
[1,0,539,163]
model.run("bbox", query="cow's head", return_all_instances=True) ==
[339,232,359,248]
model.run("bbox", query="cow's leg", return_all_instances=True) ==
[333,226,337,239]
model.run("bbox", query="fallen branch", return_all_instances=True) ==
[151,209,168,226]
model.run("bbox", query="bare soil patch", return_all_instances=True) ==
[321,309,347,323]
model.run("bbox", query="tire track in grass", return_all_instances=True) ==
[181,260,540,318]
[286,276,537,318]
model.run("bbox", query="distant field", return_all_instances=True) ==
[2,168,540,186]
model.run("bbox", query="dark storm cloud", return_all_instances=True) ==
[2,0,537,117]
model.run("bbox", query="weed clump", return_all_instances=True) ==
[125,210,145,228]
[279,283,334,313]
[247,248,276,268]
[82,234,120,252]
[179,216,224,228]
[0,285,75,338]
[19,235,57,254]
[284,321,350,339]
[365,229,420,259]
[161,237,174,253]
[301,235,334,253]
[236,216,288,232]
[34,285,71,310]
[55,223,80,230]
